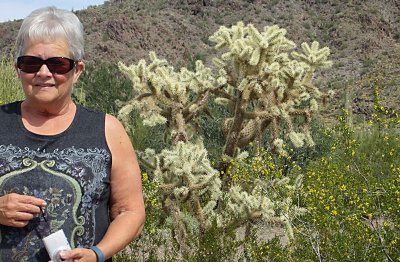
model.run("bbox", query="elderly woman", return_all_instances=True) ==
[0,6,145,262]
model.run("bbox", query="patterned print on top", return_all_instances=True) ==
[0,144,110,261]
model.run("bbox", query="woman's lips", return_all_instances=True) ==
[35,83,55,88]
[36,83,54,86]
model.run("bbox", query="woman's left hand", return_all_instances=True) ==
[49,248,97,262]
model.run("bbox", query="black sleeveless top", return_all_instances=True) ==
[0,101,112,261]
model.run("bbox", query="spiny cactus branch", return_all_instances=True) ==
[160,182,180,193]
[172,111,188,143]
[135,92,153,101]
[183,90,210,123]
[165,197,190,253]
[190,194,208,232]
[211,88,236,102]
[243,111,274,119]
[271,118,279,141]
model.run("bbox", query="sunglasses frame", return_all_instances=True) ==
[16,56,77,74]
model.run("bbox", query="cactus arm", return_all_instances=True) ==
[271,117,279,142]
[136,155,156,171]
[183,90,210,123]
[164,197,190,253]
[223,85,252,156]
[243,111,275,119]
[211,87,237,102]
[159,182,180,193]
[181,174,208,231]
[135,92,153,101]
[171,110,188,143]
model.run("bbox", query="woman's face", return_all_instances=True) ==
[17,39,84,105]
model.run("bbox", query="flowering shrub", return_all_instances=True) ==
[229,96,400,261]
[295,107,400,261]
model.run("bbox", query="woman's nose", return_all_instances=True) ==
[36,64,52,76]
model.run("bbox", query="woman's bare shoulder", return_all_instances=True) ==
[104,114,134,153]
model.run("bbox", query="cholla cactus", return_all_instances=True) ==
[118,52,218,143]
[140,141,222,230]
[209,22,333,156]
[118,22,332,155]
[118,22,332,256]
[139,140,305,251]
[226,184,275,222]
[139,140,223,252]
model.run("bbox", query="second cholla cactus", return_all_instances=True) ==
[118,52,218,144]
[140,141,222,233]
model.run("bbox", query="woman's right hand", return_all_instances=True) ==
[0,193,46,227]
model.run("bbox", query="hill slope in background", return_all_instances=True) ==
[1,0,399,119]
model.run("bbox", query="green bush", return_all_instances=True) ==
[73,62,133,115]
[291,109,400,261]
[0,55,24,104]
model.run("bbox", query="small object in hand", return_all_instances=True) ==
[42,229,72,262]
[40,206,47,222]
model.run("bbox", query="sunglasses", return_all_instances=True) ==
[16,56,76,74]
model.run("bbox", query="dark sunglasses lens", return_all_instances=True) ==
[17,56,75,74]
[46,57,74,74]
[17,56,43,73]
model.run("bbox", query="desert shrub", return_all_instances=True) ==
[0,55,24,104]
[292,105,400,261]
[239,96,400,261]
[73,62,133,114]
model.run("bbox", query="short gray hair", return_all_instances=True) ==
[15,6,85,60]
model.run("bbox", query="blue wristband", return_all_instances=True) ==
[90,246,105,262]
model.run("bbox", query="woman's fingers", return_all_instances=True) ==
[7,218,30,228]
[0,210,31,227]
[0,193,46,227]
[9,193,46,207]
[59,248,98,262]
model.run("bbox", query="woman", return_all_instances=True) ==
[0,6,145,262]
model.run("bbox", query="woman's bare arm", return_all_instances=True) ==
[93,114,145,259]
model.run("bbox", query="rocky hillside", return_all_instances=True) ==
[1,0,399,119]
